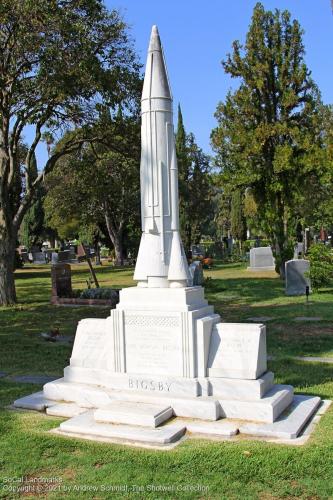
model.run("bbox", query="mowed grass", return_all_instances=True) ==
[0,261,333,499]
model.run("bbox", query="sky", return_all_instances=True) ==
[32,0,333,165]
[110,0,333,153]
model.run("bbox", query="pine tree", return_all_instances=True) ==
[176,107,213,254]
[230,190,247,249]
[212,2,328,274]
[175,105,191,252]
[21,153,45,249]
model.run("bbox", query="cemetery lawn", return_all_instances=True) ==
[0,262,333,499]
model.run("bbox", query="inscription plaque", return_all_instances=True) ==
[125,313,183,376]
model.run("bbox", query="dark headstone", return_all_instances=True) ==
[51,263,72,298]
[58,250,71,262]
[21,252,29,263]
[285,259,311,296]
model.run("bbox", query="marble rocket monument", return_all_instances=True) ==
[134,25,190,288]
[13,26,323,447]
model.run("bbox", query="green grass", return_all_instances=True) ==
[0,262,333,499]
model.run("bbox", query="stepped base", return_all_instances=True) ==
[59,411,186,445]
[39,377,293,423]
[94,401,173,428]
[43,395,325,447]
[239,395,321,439]
[13,381,323,446]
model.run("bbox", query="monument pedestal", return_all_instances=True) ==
[14,284,322,446]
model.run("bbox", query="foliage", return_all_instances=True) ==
[20,153,46,248]
[79,287,119,303]
[242,239,271,252]
[176,106,213,253]
[230,189,247,244]
[44,107,141,264]
[307,243,333,290]
[211,2,331,275]
[0,0,140,305]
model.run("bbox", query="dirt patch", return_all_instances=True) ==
[273,323,333,339]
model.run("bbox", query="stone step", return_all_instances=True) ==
[94,401,173,428]
[47,403,87,418]
[59,411,186,445]
[238,395,321,439]
[219,384,294,423]
[13,391,57,411]
[210,371,274,400]
[185,419,238,437]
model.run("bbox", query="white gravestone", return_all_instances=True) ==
[207,323,267,379]
[285,259,311,296]
[13,25,321,445]
[247,247,275,271]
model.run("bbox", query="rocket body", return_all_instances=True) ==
[134,26,190,288]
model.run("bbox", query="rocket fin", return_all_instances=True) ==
[167,231,191,283]
[134,232,169,281]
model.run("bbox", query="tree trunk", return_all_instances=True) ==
[0,235,17,306]
[113,236,124,266]
[104,213,124,266]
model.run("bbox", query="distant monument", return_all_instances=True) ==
[285,259,311,296]
[247,247,275,271]
[14,26,320,446]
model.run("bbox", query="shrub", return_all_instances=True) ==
[80,287,120,305]
[307,243,333,290]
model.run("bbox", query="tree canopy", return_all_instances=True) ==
[212,2,332,273]
[0,0,141,304]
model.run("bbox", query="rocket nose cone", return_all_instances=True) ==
[148,24,162,52]
[142,25,172,100]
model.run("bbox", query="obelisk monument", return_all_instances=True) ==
[134,25,190,288]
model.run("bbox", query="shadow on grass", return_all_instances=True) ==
[269,358,333,399]
[206,276,284,304]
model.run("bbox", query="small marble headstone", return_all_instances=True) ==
[248,247,275,271]
[188,261,204,286]
[285,259,311,296]
[51,252,59,264]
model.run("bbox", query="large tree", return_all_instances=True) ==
[0,0,140,304]
[44,107,141,264]
[212,3,329,274]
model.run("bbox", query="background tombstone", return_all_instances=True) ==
[294,242,303,259]
[51,263,72,298]
[189,260,204,286]
[51,252,59,264]
[58,250,71,262]
[21,251,29,264]
[32,251,47,264]
[247,247,275,271]
[285,259,311,296]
